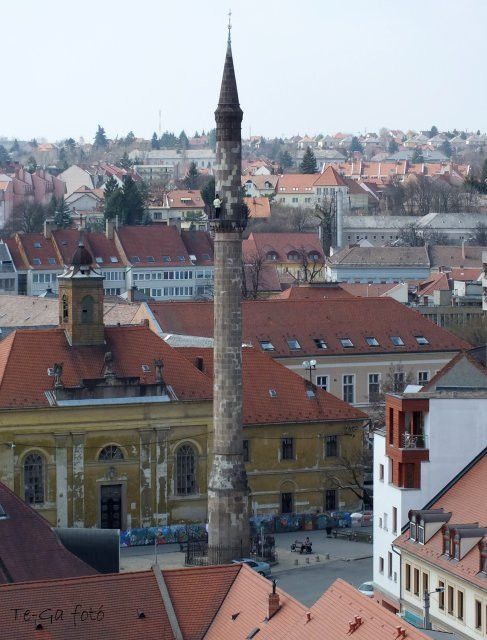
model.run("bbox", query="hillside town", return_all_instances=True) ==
[1,4,486,640]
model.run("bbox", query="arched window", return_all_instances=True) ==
[24,452,45,505]
[176,445,196,495]
[99,445,124,461]
[266,251,278,261]
[81,295,94,324]
[287,251,300,261]
[62,294,69,322]
[308,251,320,261]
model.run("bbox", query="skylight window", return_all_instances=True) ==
[131,256,140,263]
[141,364,150,373]
[365,337,379,347]
[415,335,429,345]
[0,504,7,520]
[95,257,103,264]
[306,389,316,398]
[259,340,275,351]
[48,258,56,265]
[202,253,211,260]
[340,338,354,348]
[390,336,405,346]
[177,255,185,261]
[146,256,155,263]
[162,255,171,262]
[33,242,42,248]
[268,389,277,397]
[313,338,327,349]
[287,338,301,350]
[32,258,41,265]
[110,256,118,263]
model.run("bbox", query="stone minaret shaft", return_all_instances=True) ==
[208,30,250,564]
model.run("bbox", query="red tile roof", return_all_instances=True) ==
[395,450,487,589]
[276,173,317,194]
[313,165,346,187]
[179,347,367,424]
[450,267,482,281]
[0,482,96,584]
[417,272,450,297]
[244,196,271,218]
[0,325,213,409]
[328,245,430,267]
[243,232,324,263]
[15,233,62,270]
[339,282,400,297]
[115,225,192,267]
[146,298,470,357]
[52,229,124,269]
[273,284,355,300]
[428,245,486,269]
[166,189,205,209]
[180,230,213,265]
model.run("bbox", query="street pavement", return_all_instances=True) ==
[120,527,372,575]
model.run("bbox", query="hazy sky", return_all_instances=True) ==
[2,0,486,142]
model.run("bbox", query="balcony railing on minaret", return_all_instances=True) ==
[206,202,248,232]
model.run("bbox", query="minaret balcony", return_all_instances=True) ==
[206,203,248,231]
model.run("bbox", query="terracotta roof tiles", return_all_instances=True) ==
[116,225,192,267]
[179,346,367,424]
[146,298,470,357]
[0,325,213,409]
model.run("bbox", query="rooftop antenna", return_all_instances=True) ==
[227,9,232,45]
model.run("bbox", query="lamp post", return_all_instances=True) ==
[423,587,444,630]
[302,359,317,383]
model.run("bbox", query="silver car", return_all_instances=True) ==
[232,558,271,577]
[358,581,374,597]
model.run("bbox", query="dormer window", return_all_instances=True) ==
[177,255,185,261]
[418,525,425,544]
[266,251,278,261]
[410,521,417,541]
[48,257,56,265]
[110,256,118,263]
[147,256,155,263]
[95,257,103,264]
[162,255,171,262]
[308,251,320,261]
[33,242,42,248]
[287,251,300,261]
[202,254,211,260]
[32,258,41,265]
[131,256,140,263]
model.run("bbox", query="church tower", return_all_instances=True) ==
[58,240,105,346]
[207,21,250,565]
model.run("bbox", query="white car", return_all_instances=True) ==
[358,581,374,598]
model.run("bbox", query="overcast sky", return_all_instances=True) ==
[2,0,486,142]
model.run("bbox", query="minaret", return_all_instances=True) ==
[207,16,250,564]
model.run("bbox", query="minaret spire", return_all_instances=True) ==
[227,9,232,46]
[207,22,250,565]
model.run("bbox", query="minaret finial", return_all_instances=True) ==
[227,9,232,45]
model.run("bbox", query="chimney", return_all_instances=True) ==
[106,218,115,239]
[462,240,466,260]
[44,218,56,238]
[127,285,137,302]
[267,580,280,620]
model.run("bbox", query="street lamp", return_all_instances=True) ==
[302,359,317,383]
[423,587,444,630]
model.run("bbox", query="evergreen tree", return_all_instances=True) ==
[117,151,133,170]
[411,148,424,163]
[183,162,199,189]
[194,131,200,138]
[65,138,76,150]
[278,150,293,169]
[300,146,317,174]
[480,159,487,187]
[30,138,38,148]
[440,139,452,157]
[10,139,20,154]
[53,197,72,228]
[103,176,122,221]
[58,147,68,170]
[124,131,135,146]
[160,131,178,148]
[121,176,145,225]
[94,125,108,149]
[201,177,215,207]
[350,137,363,153]
[26,156,37,173]
[429,125,439,138]
[0,145,11,164]
[387,139,399,154]
[178,130,189,150]
[151,132,160,150]
[208,128,217,151]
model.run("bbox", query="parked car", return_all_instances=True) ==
[232,558,271,577]
[358,581,374,598]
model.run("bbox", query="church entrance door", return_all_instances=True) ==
[100,484,122,529]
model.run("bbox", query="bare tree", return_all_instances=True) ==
[367,363,414,431]
[288,246,324,284]
[314,198,335,256]
[289,207,313,232]
[243,251,266,299]
[322,446,373,504]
